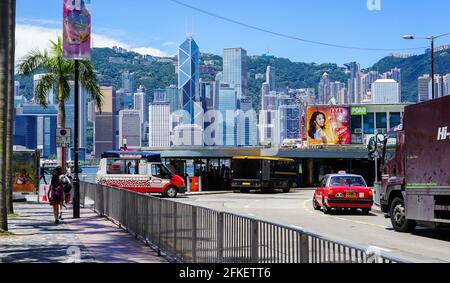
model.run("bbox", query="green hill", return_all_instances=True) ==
[368,49,450,102]
[15,47,450,108]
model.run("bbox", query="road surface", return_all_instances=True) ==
[174,190,450,263]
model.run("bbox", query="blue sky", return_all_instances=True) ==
[16,0,450,67]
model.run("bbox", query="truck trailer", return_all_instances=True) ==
[372,95,450,232]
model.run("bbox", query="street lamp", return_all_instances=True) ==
[403,32,450,100]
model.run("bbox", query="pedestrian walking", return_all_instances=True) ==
[48,166,64,225]
[40,164,48,185]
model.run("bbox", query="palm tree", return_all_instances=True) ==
[18,37,103,167]
[5,0,16,214]
[0,0,10,232]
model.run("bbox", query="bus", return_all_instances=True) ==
[231,156,299,193]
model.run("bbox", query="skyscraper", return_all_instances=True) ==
[94,86,117,158]
[371,79,400,104]
[444,74,450,97]
[149,102,171,147]
[217,83,237,146]
[66,81,88,149]
[119,110,141,147]
[318,73,331,104]
[237,98,257,146]
[266,66,276,92]
[430,75,445,99]
[330,81,346,104]
[14,104,58,158]
[223,48,248,99]
[345,62,360,104]
[166,85,179,114]
[153,88,167,103]
[178,36,201,126]
[122,71,135,94]
[418,75,432,102]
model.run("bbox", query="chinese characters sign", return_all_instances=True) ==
[63,0,91,60]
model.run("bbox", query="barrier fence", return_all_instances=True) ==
[80,182,411,263]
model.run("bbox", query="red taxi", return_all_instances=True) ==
[313,173,373,215]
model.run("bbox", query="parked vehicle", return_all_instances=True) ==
[231,156,298,193]
[96,151,186,198]
[370,96,450,232]
[313,172,373,214]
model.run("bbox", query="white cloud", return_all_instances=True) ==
[131,47,169,57]
[15,23,169,62]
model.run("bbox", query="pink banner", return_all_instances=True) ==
[63,0,91,60]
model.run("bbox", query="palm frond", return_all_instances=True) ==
[34,73,57,108]
[16,49,48,75]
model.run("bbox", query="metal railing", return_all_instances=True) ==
[80,182,411,263]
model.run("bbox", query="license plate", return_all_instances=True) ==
[346,192,357,198]
[242,182,251,186]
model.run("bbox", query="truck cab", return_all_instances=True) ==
[96,151,186,198]
[372,96,450,232]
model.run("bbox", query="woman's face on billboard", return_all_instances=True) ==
[315,114,325,128]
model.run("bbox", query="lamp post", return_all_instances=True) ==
[73,59,80,219]
[403,33,450,100]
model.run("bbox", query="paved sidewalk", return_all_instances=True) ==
[0,200,167,263]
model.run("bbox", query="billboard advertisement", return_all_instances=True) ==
[13,150,40,193]
[307,107,351,145]
[63,0,91,60]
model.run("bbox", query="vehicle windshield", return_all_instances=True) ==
[384,137,397,163]
[329,176,367,187]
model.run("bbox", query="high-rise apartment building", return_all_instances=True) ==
[371,79,400,104]
[345,62,360,104]
[166,85,179,114]
[318,72,331,104]
[122,71,135,94]
[119,110,141,148]
[266,66,276,92]
[418,75,432,102]
[223,48,248,99]
[94,86,117,158]
[149,102,171,147]
[237,98,257,146]
[217,83,237,146]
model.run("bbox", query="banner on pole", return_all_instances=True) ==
[63,0,91,60]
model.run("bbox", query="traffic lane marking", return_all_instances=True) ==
[303,199,389,229]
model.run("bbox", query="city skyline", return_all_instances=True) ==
[15,0,450,67]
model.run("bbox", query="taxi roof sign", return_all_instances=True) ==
[338,171,347,174]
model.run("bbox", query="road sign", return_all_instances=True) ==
[56,128,72,148]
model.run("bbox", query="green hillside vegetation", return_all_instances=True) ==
[368,49,450,102]
[15,47,450,108]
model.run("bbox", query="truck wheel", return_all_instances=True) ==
[390,197,415,232]
[282,188,291,193]
[361,209,370,215]
[164,186,178,198]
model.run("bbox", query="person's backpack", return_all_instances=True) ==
[50,183,63,201]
